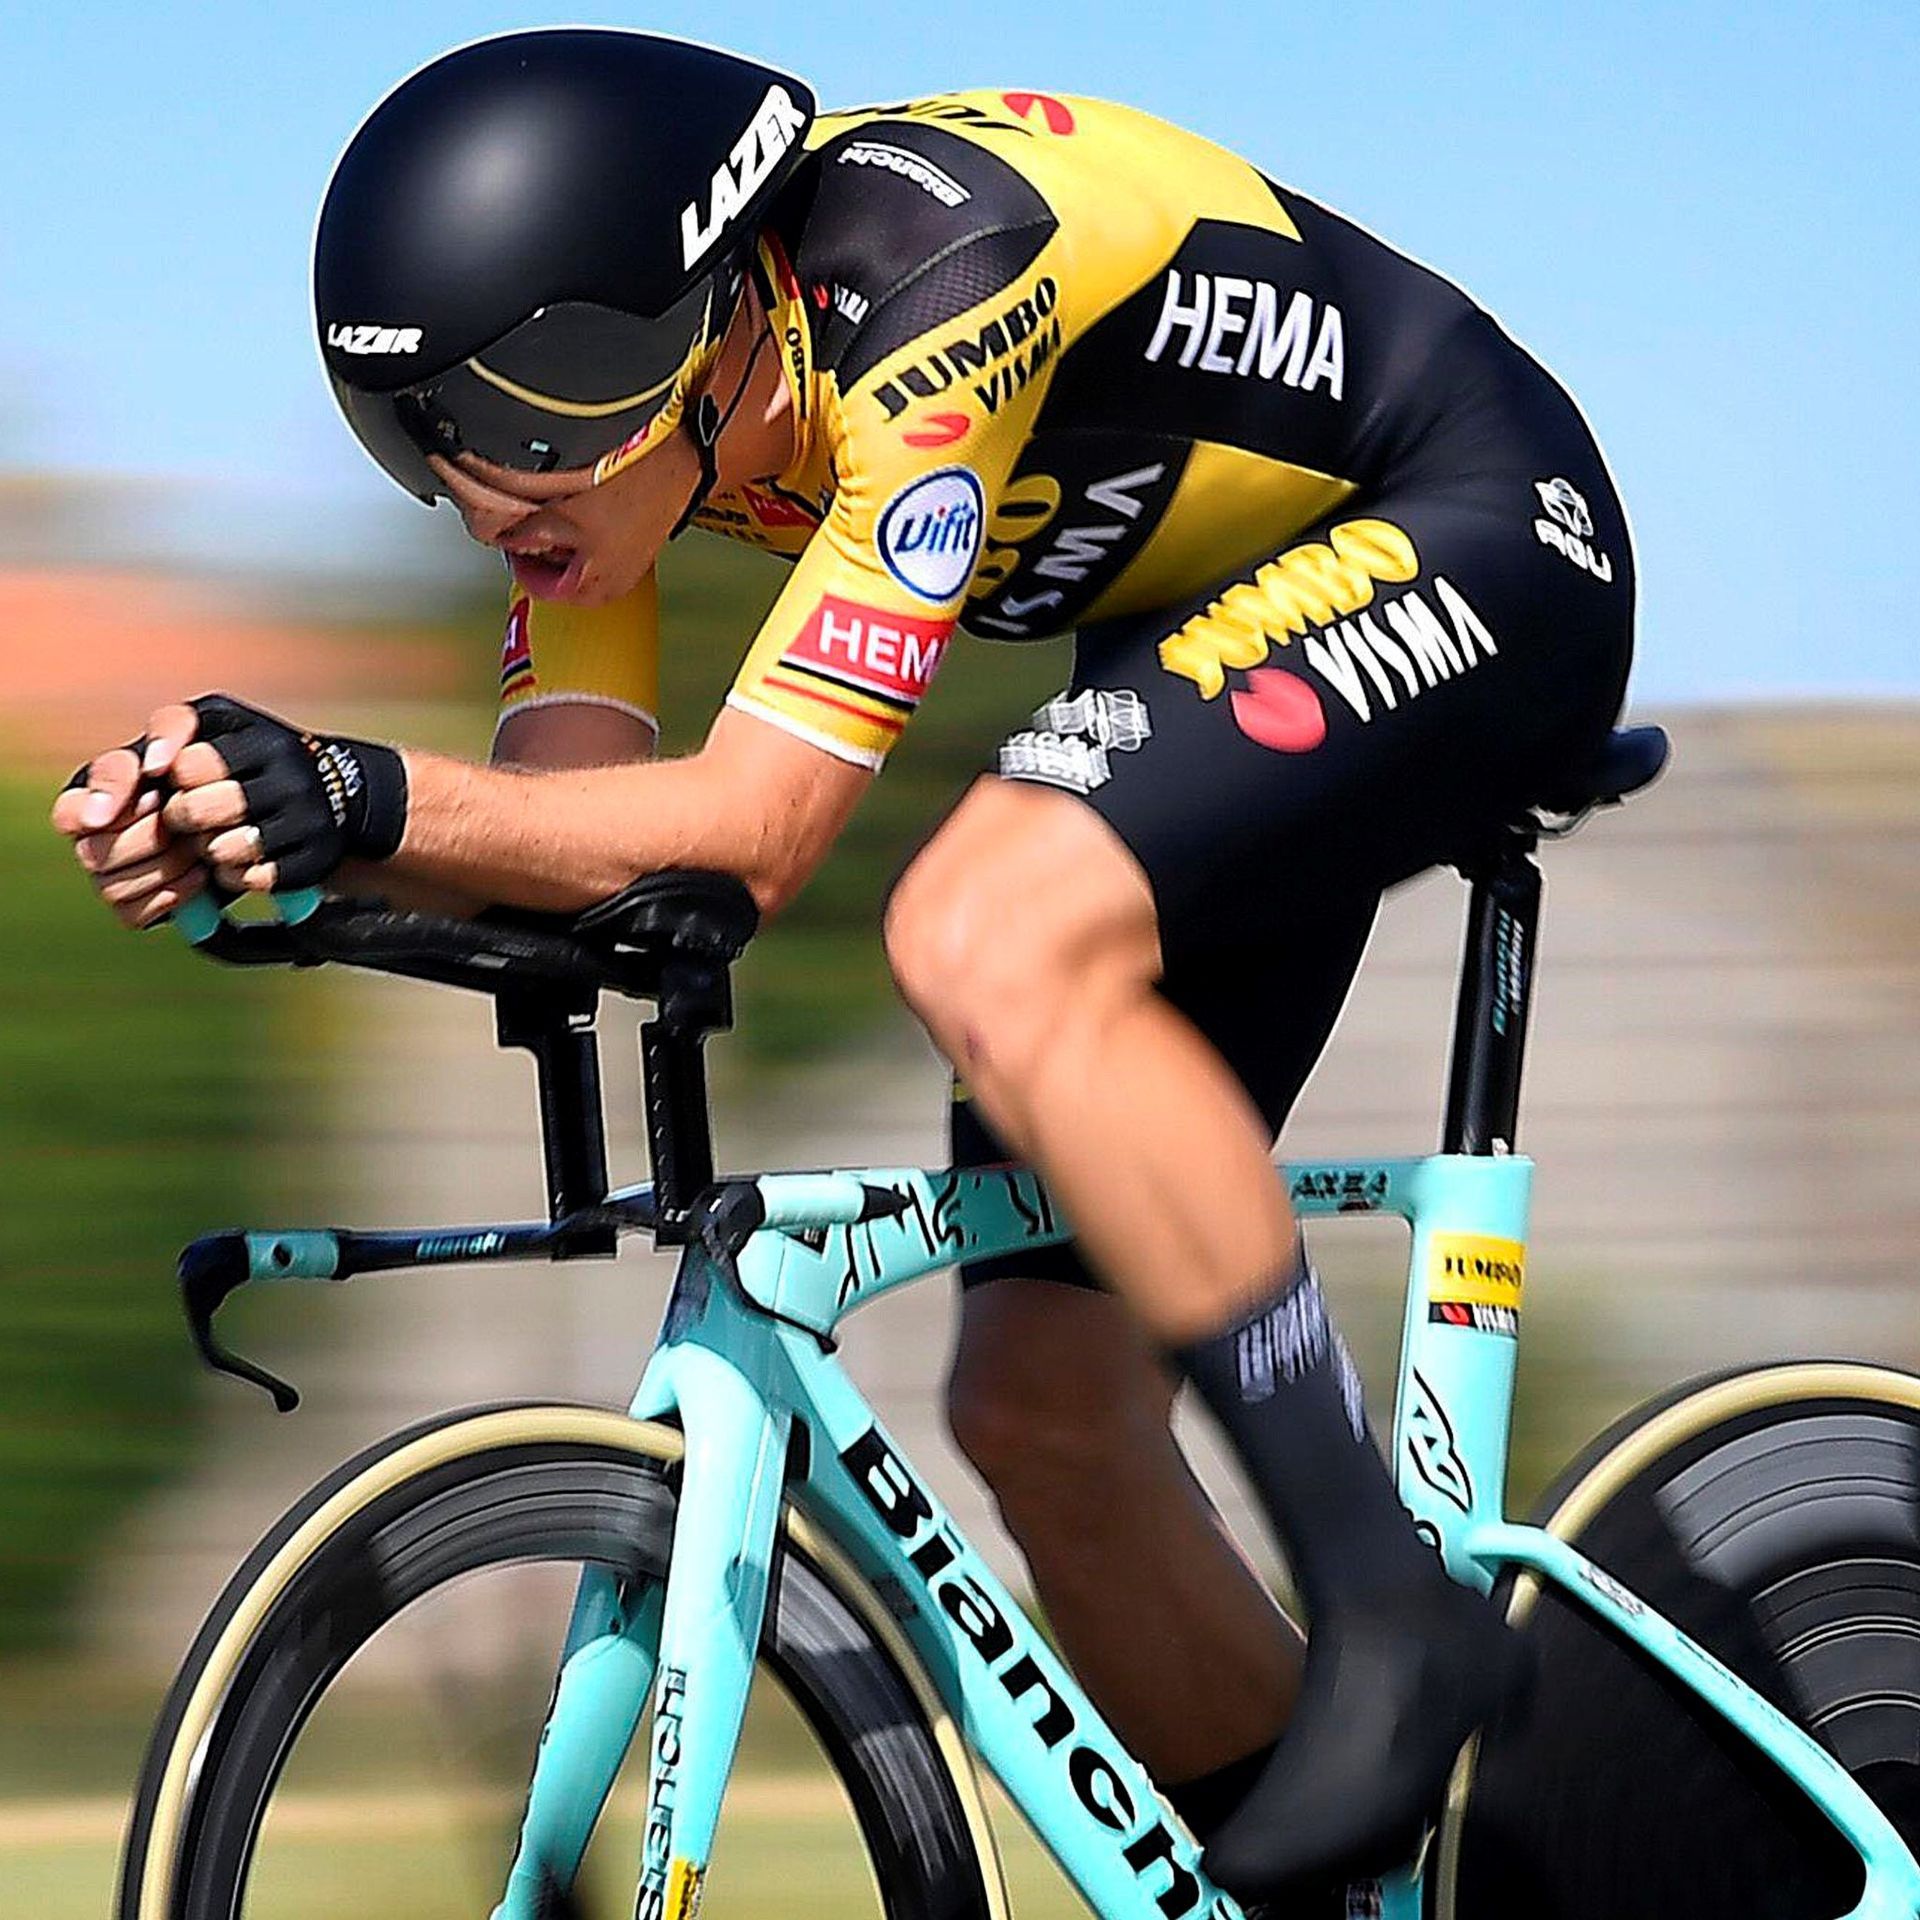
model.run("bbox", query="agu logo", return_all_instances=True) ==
[1532,475,1613,582]
[876,466,985,603]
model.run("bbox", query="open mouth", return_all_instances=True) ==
[506,544,587,601]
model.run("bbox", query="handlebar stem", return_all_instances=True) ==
[642,955,733,1243]
[495,989,618,1257]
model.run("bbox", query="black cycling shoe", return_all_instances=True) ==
[1237,1888,1353,1920]
[1202,1577,1528,1901]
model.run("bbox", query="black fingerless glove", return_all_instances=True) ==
[189,693,409,889]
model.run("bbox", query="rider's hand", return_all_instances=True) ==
[161,693,409,894]
[49,704,209,930]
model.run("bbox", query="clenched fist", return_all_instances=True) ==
[51,696,410,929]
[50,704,210,930]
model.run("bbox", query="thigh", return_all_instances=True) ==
[951,886,1378,1290]
[996,469,1634,960]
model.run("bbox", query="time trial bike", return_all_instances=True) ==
[118,723,1920,1920]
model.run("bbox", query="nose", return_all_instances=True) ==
[429,455,545,547]
[463,497,537,549]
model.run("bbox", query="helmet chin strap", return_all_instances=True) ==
[670,321,775,540]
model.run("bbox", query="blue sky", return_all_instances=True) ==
[4,0,1915,700]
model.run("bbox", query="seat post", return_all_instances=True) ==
[1442,826,1543,1156]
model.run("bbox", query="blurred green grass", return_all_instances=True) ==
[2,1783,1089,1920]
[1,1658,1089,1919]
[0,777,298,1654]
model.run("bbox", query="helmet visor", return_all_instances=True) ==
[333,281,726,502]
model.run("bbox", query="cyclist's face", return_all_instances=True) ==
[430,432,698,608]
[430,288,793,608]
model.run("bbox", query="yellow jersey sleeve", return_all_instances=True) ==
[726,260,1063,769]
[495,573,661,743]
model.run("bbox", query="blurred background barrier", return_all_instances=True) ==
[2,495,1915,1911]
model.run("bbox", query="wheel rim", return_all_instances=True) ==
[1439,1366,1920,1920]
[120,1412,1000,1920]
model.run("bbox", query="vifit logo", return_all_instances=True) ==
[877,466,985,602]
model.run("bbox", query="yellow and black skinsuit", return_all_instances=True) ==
[498,91,1634,1287]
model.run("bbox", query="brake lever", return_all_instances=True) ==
[178,1233,302,1412]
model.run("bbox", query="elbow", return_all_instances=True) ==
[743,853,810,920]
[740,811,835,919]
[681,724,857,920]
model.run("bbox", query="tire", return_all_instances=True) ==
[1434,1363,1920,1919]
[118,1403,1006,1920]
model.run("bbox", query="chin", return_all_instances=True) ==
[569,569,641,609]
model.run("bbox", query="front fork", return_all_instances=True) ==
[632,1343,790,1920]
[494,1571,665,1919]
[493,1333,790,1920]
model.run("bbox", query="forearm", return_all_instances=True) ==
[383,752,714,911]
[385,732,850,915]
[362,695,672,914]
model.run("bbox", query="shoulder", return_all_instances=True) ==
[803,94,1065,240]
[770,99,1063,387]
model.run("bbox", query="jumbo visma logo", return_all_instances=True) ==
[877,466,986,603]
[1156,518,1503,754]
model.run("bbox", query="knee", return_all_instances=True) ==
[886,785,1161,1089]
[887,844,998,1021]
[884,849,1045,1048]
[886,854,1148,1075]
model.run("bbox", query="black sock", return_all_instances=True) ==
[1172,1248,1436,1621]
[1173,1251,1523,1896]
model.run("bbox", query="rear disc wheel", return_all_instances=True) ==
[1437,1363,1920,1919]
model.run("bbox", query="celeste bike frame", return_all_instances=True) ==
[177,833,1920,1920]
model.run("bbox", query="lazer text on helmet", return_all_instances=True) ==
[326,325,423,356]
[681,85,809,270]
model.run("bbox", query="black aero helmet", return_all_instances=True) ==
[315,30,815,501]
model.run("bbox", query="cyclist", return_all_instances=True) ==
[51,30,1633,1899]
